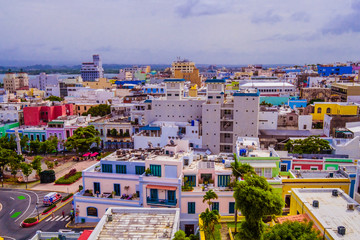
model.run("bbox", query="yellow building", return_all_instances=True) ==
[311,102,358,122]
[82,78,114,90]
[290,188,360,239]
[16,88,45,98]
[172,59,202,86]
[233,71,253,79]
[188,84,198,97]
[74,103,99,115]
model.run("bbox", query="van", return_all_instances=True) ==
[43,192,62,206]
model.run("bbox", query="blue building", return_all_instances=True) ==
[317,65,353,77]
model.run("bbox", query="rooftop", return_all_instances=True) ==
[290,170,347,179]
[88,207,180,240]
[292,188,360,240]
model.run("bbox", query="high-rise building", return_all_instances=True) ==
[80,54,104,81]
[171,59,202,86]
[3,69,29,93]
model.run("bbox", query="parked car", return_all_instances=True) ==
[43,192,62,206]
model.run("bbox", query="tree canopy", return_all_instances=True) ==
[263,220,322,240]
[202,189,218,208]
[46,96,63,102]
[233,175,284,240]
[285,135,331,154]
[65,125,100,154]
[82,104,111,117]
[200,208,220,240]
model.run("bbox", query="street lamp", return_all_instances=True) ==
[36,202,40,221]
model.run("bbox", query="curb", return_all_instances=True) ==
[38,197,74,223]
[22,219,39,228]
[42,206,57,215]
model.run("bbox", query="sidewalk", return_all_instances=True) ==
[37,196,74,223]
[30,160,98,193]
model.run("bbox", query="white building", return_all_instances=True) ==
[30,73,59,90]
[240,81,295,96]
[259,107,278,130]
[65,88,116,104]
[81,54,104,81]
[0,104,21,123]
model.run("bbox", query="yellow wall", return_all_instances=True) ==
[282,178,350,200]
[174,69,202,86]
[74,104,99,115]
[311,103,358,121]
[83,78,114,89]
[189,85,198,97]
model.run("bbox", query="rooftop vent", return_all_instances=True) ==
[338,226,346,236]
[332,189,338,197]
[329,172,334,178]
[313,200,319,208]
[107,214,113,222]
[347,203,356,210]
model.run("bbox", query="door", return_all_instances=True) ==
[114,184,121,196]
[280,164,287,172]
[150,189,158,200]
[167,190,176,203]
[94,182,101,194]
[185,225,194,236]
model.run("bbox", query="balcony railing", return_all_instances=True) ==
[146,197,177,206]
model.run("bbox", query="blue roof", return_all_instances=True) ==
[140,125,161,131]
[205,79,226,83]
[163,79,185,82]
[144,99,152,103]
[233,90,260,97]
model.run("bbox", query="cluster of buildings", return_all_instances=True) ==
[2,56,360,239]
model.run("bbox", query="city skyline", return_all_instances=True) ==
[0,0,360,65]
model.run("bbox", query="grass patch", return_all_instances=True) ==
[55,172,82,184]
[43,203,57,214]
[62,193,73,202]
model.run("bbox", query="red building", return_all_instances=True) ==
[23,104,73,126]
[292,159,324,171]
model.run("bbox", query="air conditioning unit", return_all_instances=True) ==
[313,200,319,208]
[347,203,356,210]
[338,226,346,236]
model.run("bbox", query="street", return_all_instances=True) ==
[0,189,79,240]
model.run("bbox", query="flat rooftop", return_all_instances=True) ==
[290,170,347,179]
[89,207,180,240]
[292,188,360,240]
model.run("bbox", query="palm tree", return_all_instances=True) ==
[231,153,255,233]
[200,208,220,240]
[202,189,218,209]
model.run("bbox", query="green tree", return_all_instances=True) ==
[172,230,190,240]
[202,189,218,209]
[231,155,255,233]
[31,156,42,176]
[0,148,18,176]
[233,175,284,240]
[109,128,118,137]
[82,104,111,117]
[46,96,63,102]
[29,140,41,155]
[263,220,322,240]
[8,154,23,179]
[0,134,17,151]
[20,162,33,189]
[285,135,331,154]
[20,134,29,152]
[199,208,220,240]
[65,126,100,155]
[260,101,273,107]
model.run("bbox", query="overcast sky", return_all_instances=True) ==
[1,0,360,65]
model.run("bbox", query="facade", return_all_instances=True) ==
[30,73,59,90]
[317,65,353,76]
[300,87,331,102]
[0,104,21,123]
[331,82,360,102]
[81,54,104,81]
[240,82,295,96]
[59,77,84,98]
[172,59,202,86]
[82,78,114,90]
[3,71,29,93]
[23,103,73,126]
[311,102,358,122]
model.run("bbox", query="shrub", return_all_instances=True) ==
[45,160,54,169]
[64,168,77,179]
[54,160,59,167]
[79,185,83,191]
[23,217,37,223]
[43,204,56,213]
[55,172,82,184]
[62,193,74,201]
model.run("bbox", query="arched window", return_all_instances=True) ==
[326,108,331,114]
[87,207,98,217]
[317,108,322,113]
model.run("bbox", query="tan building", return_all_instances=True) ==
[74,103,100,116]
[172,59,202,86]
[331,82,360,102]
[3,71,29,93]
[82,78,115,90]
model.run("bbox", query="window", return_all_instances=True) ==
[326,108,331,114]
[218,175,230,187]
[87,207,98,217]
[135,166,145,175]
[310,166,318,170]
[175,94,179,96]
[94,182,101,194]
[150,189,158,200]
[229,202,235,214]
[116,165,127,174]
[255,168,262,176]
[42,135,45,142]
[289,116,293,121]
[150,164,161,177]
[294,166,301,170]
[264,168,272,178]
[317,108,322,113]
[184,175,196,187]
[208,96,213,99]
[168,190,176,203]
[102,164,113,173]
[167,94,172,96]
[212,202,219,211]
[114,184,121,196]
[188,202,195,214]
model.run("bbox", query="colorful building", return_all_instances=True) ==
[23,103,73,126]
[311,102,358,122]
[82,78,114,90]
[0,122,20,137]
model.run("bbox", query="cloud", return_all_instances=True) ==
[251,10,282,24]
[322,0,360,34]
[51,47,63,51]
[290,12,310,22]
[257,32,321,42]
[175,0,236,18]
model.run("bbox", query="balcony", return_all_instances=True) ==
[146,197,177,206]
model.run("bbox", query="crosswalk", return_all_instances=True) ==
[45,215,71,222]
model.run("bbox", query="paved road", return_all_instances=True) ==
[0,189,77,240]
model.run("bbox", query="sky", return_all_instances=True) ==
[0,0,360,65]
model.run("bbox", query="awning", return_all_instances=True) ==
[146,185,177,191]
[83,152,91,157]
[248,162,277,168]
[90,152,99,157]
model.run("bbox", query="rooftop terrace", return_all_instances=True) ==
[290,170,347,179]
